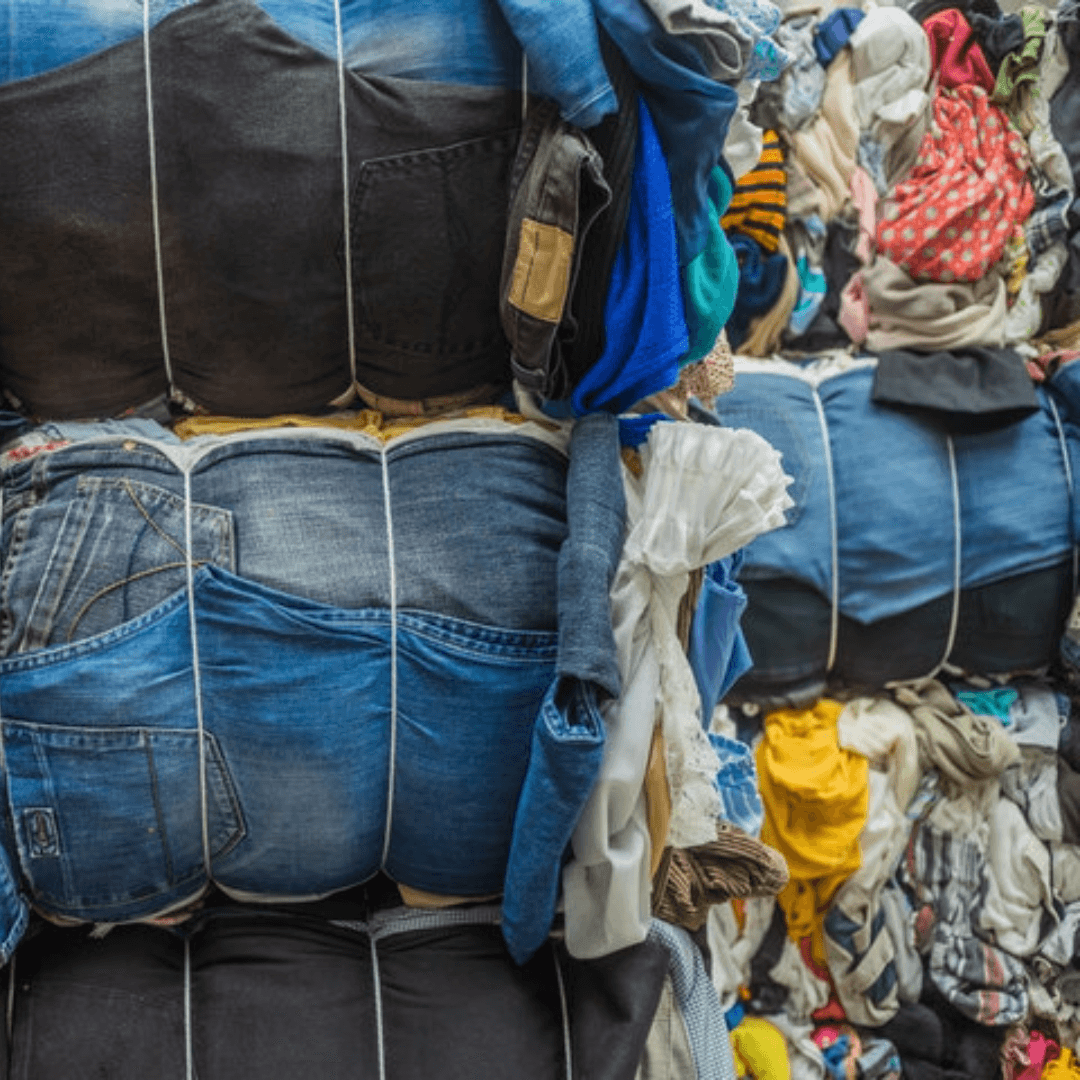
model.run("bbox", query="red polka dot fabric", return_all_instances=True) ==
[875,85,1034,284]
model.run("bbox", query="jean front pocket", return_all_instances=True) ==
[2,473,234,655]
[2,720,245,922]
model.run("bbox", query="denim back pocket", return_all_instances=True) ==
[2,474,234,655]
[3,722,243,920]
[349,129,519,396]
[0,578,245,922]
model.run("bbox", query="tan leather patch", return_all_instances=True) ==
[508,218,574,323]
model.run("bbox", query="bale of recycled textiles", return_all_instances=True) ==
[705,358,1078,704]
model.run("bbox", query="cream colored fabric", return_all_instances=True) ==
[894,680,1020,791]
[635,977,697,1080]
[863,257,1008,352]
[790,49,859,221]
[563,423,793,958]
[838,697,920,811]
[979,796,1055,958]
[849,7,931,154]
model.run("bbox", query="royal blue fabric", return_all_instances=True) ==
[592,0,740,263]
[571,98,687,416]
[812,8,865,65]
[688,555,752,720]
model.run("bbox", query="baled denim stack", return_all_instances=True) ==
[0,414,629,966]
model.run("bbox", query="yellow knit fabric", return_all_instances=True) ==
[757,699,869,965]
[1045,1050,1080,1078]
[730,1017,791,1079]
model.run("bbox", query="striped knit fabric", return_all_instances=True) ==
[720,130,786,252]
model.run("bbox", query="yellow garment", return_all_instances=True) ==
[397,884,501,909]
[1045,1049,1080,1078]
[730,1017,791,1079]
[757,699,869,964]
[173,405,534,442]
[645,722,673,879]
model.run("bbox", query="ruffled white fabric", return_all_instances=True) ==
[626,423,793,849]
[563,422,792,958]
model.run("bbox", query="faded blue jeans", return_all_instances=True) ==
[0,414,624,962]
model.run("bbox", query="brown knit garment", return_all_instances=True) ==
[651,820,790,931]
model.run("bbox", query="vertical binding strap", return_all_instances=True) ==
[926,435,962,679]
[142,0,177,398]
[333,0,359,391]
[378,447,399,867]
[183,936,194,1080]
[553,948,573,1080]
[370,938,388,1080]
[183,470,213,878]
[1047,393,1078,594]
[810,385,840,673]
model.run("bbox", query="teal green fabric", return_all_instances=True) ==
[681,168,739,365]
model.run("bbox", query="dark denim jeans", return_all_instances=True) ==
[0,415,624,962]
[0,0,527,418]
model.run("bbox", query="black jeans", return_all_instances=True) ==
[0,0,526,418]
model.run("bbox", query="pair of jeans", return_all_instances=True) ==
[0,0,615,129]
[0,0,530,419]
[500,99,612,400]
[0,415,623,961]
[729,563,1073,705]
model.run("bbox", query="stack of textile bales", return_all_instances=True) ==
[0,2,792,1079]
[3,0,1080,1077]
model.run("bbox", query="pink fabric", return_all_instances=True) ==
[850,167,878,264]
[1015,1032,1058,1080]
[923,9,995,91]
[876,85,1034,284]
[838,271,869,343]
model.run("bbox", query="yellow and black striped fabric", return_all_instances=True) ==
[721,130,787,252]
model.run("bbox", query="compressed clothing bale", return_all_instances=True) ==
[0,0,531,418]
[708,358,1077,700]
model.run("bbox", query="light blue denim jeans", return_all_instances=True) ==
[0,415,624,962]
